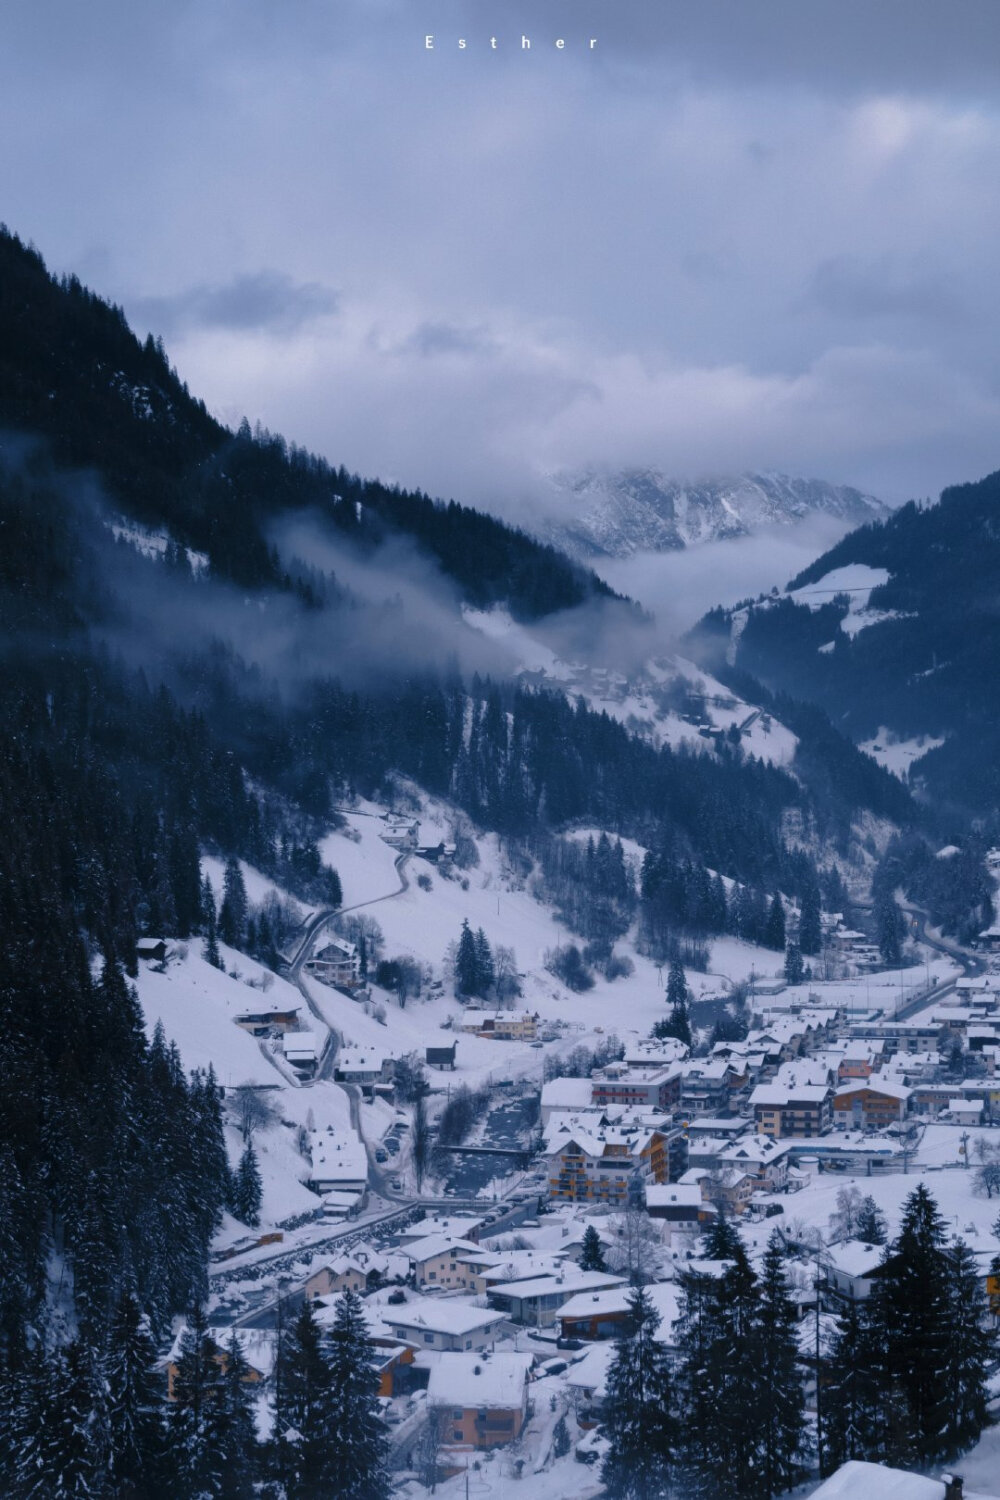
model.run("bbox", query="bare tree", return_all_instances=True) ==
[230,1083,279,1143]
[608,1194,660,1286]
[493,944,521,1006]
[827,1184,864,1243]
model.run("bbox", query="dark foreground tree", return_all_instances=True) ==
[601,1287,675,1500]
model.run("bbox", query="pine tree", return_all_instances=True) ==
[580,1224,607,1272]
[798,880,822,956]
[232,1143,263,1228]
[202,875,223,969]
[167,1304,224,1498]
[868,1183,952,1463]
[205,1332,258,1500]
[666,957,687,1010]
[821,1296,886,1472]
[763,893,786,951]
[855,1196,888,1245]
[320,1290,390,1500]
[474,927,494,995]
[17,1340,106,1499]
[455,919,478,998]
[939,1239,991,1458]
[875,886,904,966]
[601,1286,675,1500]
[106,1292,170,1499]
[756,1233,807,1495]
[784,942,804,985]
[277,1297,330,1499]
[219,856,248,949]
[702,1215,744,1261]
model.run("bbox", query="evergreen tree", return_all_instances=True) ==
[868,1183,952,1463]
[939,1239,991,1458]
[702,1216,744,1262]
[232,1143,263,1228]
[473,927,494,995]
[17,1340,106,1500]
[455,919,478,998]
[106,1292,169,1499]
[666,957,687,1011]
[821,1296,886,1472]
[580,1224,607,1272]
[167,1305,224,1498]
[320,1290,390,1500]
[763,893,786,951]
[798,880,822,956]
[855,1196,888,1246]
[219,856,248,949]
[756,1233,807,1495]
[784,942,804,985]
[206,1332,258,1500]
[277,1297,330,1499]
[875,886,904,966]
[601,1286,676,1500]
[202,875,223,969]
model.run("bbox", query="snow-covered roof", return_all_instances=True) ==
[833,1079,911,1102]
[405,1235,482,1264]
[489,1269,625,1302]
[750,1083,831,1106]
[826,1240,888,1279]
[807,1461,955,1500]
[540,1077,596,1111]
[427,1352,532,1411]
[388,1298,507,1336]
[559,1282,682,1339]
[646,1183,704,1209]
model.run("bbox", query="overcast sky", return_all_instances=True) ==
[3,0,1000,520]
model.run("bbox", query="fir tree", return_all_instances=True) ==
[821,1296,886,1473]
[17,1340,106,1500]
[167,1304,224,1498]
[666,957,687,1011]
[580,1224,607,1272]
[763,893,786,951]
[783,942,804,985]
[601,1286,676,1500]
[106,1292,169,1499]
[875,886,904,966]
[939,1238,991,1458]
[473,927,494,995]
[798,880,822,956]
[854,1196,888,1246]
[320,1290,390,1500]
[277,1297,330,1499]
[455,919,478,998]
[232,1142,263,1228]
[203,875,223,969]
[219,856,248,949]
[206,1332,258,1500]
[868,1183,952,1463]
[755,1232,807,1496]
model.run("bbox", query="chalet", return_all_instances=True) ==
[645,1183,712,1226]
[833,1079,911,1130]
[163,1327,268,1402]
[405,1235,483,1290]
[234,1003,301,1036]
[566,1342,615,1427]
[303,936,361,989]
[306,1127,368,1194]
[459,1010,539,1042]
[679,1060,733,1116]
[425,1041,457,1070]
[558,1281,681,1344]
[396,1213,487,1246]
[136,937,168,963]
[427,1352,533,1451]
[334,1048,397,1097]
[371,1340,416,1399]
[540,1077,597,1124]
[386,1298,506,1352]
[751,1082,833,1138]
[486,1269,626,1327]
[283,1031,319,1072]
[824,1241,898,1303]
[719,1135,791,1192]
[810,1461,984,1500]
[304,1246,388,1300]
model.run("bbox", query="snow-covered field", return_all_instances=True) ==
[859,728,947,780]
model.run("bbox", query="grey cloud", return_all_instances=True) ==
[803,256,961,323]
[402,321,500,359]
[131,272,339,338]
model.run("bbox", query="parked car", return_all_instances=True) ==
[386,1138,400,1155]
[375,1148,389,1163]
[390,1177,403,1190]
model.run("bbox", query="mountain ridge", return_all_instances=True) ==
[537,468,889,559]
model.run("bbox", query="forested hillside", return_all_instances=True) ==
[689,469,1000,823]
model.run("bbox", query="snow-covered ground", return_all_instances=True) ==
[859,728,947,780]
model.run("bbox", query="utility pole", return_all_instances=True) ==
[814,1253,824,1472]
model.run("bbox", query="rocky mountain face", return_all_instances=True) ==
[538,469,888,558]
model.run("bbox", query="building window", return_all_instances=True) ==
[424,1333,434,1344]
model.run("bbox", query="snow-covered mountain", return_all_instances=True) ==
[538,470,888,559]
